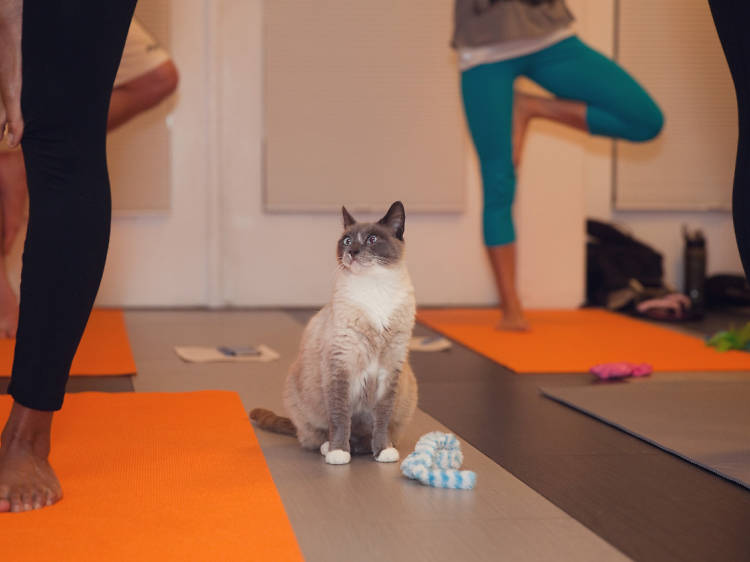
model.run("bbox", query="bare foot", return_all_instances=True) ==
[512,92,540,168]
[0,0,24,148]
[0,403,62,513]
[498,302,530,332]
[0,151,27,255]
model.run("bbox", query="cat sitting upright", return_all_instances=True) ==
[250,201,418,465]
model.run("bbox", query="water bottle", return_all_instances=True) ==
[683,226,706,318]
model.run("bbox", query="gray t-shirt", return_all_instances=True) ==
[452,0,574,48]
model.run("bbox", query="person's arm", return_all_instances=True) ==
[0,0,24,147]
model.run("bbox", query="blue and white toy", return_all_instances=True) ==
[400,431,476,490]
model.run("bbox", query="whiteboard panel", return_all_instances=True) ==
[615,0,736,211]
[108,0,173,214]
[263,0,466,213]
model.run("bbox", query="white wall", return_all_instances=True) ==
[582,0,743,291]
[80,0,741,308]
[97,0,213,306]
[218,0,597,308]
[4,0,213,307]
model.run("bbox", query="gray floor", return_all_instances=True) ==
[542,379,750,490]
[125,310,629,562]
[406,313,750,562]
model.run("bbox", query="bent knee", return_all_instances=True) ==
[151,60,179,98]
[116,59,179,106]
[630,103,664,142]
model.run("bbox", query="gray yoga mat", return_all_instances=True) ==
[541,380,750,490]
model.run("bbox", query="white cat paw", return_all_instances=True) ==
[320,441,330,456]
[375,447,399,463]
[325,449,351,465]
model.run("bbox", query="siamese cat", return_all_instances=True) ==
[251,201,418,465]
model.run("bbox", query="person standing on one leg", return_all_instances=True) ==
[0,0,137,513]
[709,1,750,278]
[0,17,178,339]
[454,0,663,330]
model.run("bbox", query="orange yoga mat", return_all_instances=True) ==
[0,309,136,376]
[0,391,303,562]
[417,308,750,373]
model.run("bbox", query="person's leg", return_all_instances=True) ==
[0,150,25,338]
[512,92,587,167]
[513,36,663,165]
[709,0,750,278]
[462,60,529,330]
[108,60,178,131]
[0,0,136,513]
[0,25,178,342]
[0,150,26,255]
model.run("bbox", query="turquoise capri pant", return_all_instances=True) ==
[461,36,664,246]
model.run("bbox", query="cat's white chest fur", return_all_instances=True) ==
[334,265,413,331]
[349,360,392,406]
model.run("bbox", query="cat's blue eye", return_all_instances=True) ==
[343,236,352,246]
[367,235,377,245]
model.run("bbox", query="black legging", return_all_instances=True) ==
[709,0,750,279]
[7,0,136,411]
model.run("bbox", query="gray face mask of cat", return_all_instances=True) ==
[337,201,406,271]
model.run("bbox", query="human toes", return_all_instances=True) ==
[0,484,9,512]
[9,488,23,512]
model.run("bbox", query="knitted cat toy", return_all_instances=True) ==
[400,432,476,490]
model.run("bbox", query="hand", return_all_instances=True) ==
[0,0,25,148]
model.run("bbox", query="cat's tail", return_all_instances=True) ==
[249,408,297,437]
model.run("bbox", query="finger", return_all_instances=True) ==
[5,114,23,148]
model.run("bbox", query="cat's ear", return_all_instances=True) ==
[378,201,405,241]
[342,206,357,228]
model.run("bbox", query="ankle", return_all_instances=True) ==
[1,403,53,456]
[501,298,523,314]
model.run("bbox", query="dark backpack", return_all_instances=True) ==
[586,219,664,306]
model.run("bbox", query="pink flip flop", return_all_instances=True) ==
[590,362,653,380]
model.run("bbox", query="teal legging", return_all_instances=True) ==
[462,36,663,246]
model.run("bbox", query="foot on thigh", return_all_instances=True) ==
[512,92,540,168]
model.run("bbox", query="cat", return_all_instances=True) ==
[250,201,418,465]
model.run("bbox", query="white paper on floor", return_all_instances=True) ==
[409,336,452,352]
[174,344,280,363]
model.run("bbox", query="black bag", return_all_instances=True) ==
[586,219,664,307]
[706,274,750,307]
